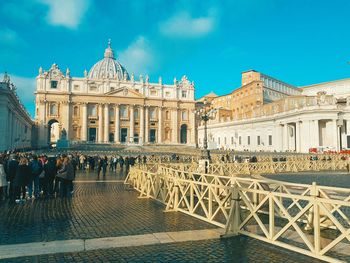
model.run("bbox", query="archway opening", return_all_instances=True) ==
[48,119,60,146]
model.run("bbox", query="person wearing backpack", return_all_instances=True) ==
[28,155,43,199]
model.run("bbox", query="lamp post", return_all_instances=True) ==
[195,99,219,161]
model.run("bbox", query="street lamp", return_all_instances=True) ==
[195,99,220,161]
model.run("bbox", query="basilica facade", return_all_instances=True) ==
[35,41,196,147]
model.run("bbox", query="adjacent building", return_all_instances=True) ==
[0,73,33,151]
[198,70,350,153]
[35,41,196,147]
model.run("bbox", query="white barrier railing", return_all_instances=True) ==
[125,165,350,262]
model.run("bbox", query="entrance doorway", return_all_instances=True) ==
[109,133,114,143]
[48,119,59,146]
[150,129,156,143]
[134,133,139,143]
[121,128,128,143]
[180,124,187,144]
[88,128,96,142]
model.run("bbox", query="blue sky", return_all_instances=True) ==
[1,0,350,117]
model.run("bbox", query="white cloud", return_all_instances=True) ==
[118,36,155,76]
[39,0,91,29]
[0,28,22,46]
[0,74,36,116]
[159,11,216,38]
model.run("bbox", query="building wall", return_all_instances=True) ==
[199,93,350,153]
[0,81,33,151]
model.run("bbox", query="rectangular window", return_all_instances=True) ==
[120,106,128,118]
[247,136,250,145]
[165,91,171,97]
[182,90,187,98]
[239,136,241,145]
[51,81,58,89]
[88,105,97,117]
[224,137,227,144]
[181,111,188,121]
[150,107,156,119]
[73,85,80,91]
[134,109,139,119]
[269,135,272,146]
[150,90,157,96]
[89,85,97,92]
[257,136,261,145]
[231,137,234,144]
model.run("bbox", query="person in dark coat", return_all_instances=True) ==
[44,157,57,197]
[14,157,30,202]
[6,154,18,203]
[28,155,43,199]
[118,156,124,169]
[101,156,108,177]
[66,157,75,197]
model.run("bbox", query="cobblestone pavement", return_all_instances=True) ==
[0,169,215,245]
[1,237,323,263]
[0,168,327,262]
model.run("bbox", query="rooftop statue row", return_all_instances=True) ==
[38,63,195,89]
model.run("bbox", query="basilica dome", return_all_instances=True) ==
[88,40,129,80]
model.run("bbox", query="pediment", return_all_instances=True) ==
[105,87,144,98]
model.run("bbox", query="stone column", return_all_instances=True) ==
[332,119,339,151]
[172,108,178,143]
[189,110,196,145]
[158,107,162,143]
[314,120,319,147]
[66,101,71,139]
[139,106,144,144]
[104,104,109,142]
[129,105,134,143]
[296,121,301,152]
[144,106,149,143]
[283,124,288,151]
[114,104,120,143]
[81,103,88,141]
[98,104,103,143]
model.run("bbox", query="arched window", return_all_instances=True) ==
[134,108,139,119]
[50,103,58,115]
[73,106,79,117]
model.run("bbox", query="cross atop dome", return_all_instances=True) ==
[104,39,115,59]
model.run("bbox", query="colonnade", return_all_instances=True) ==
[77,103,194,145]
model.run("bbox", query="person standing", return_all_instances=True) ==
[103,156,108,176]
[28,155,43,199]
[66,156,75,197]
[44,157,57,197]
[6,154,18,203]
[14,157,30,203]
[57,156,68,197]
[0,156,8,201]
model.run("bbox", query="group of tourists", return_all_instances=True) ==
[76,154,146,174]
[0,150,149,204]
[0,153,76,204]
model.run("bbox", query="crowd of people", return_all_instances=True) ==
[0,153,77,204]
[0,152,149,205]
